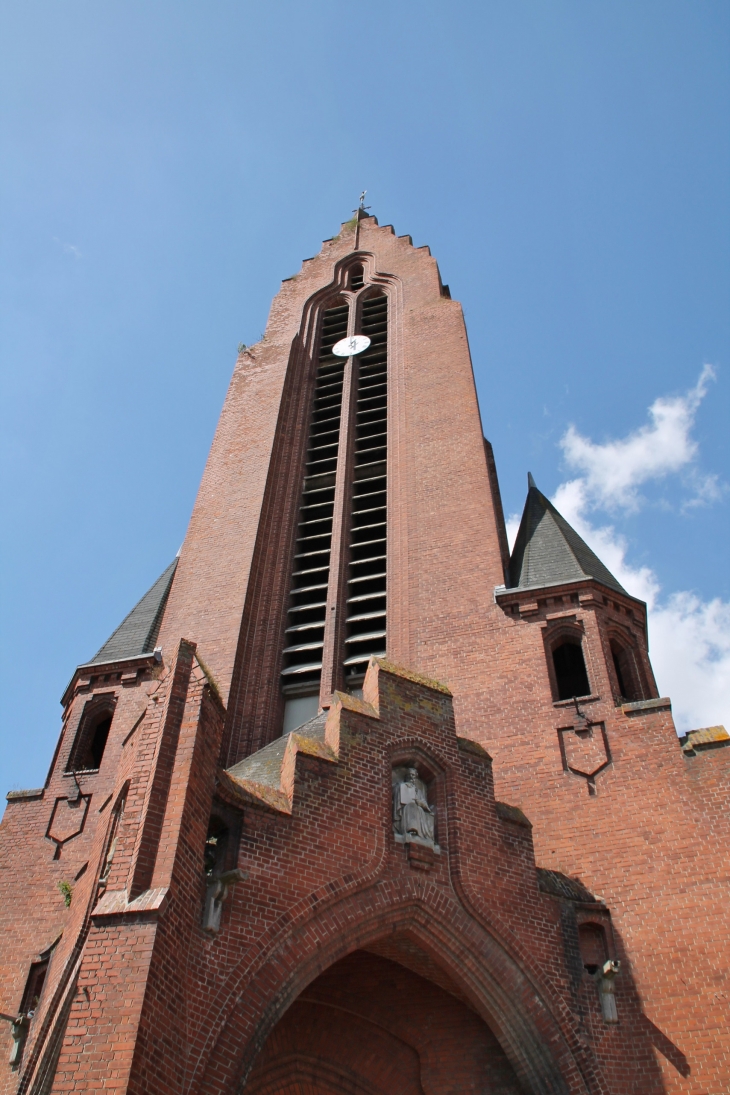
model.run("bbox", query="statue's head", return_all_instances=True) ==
[407,767,419,781]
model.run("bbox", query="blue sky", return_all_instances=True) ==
[1,1,728,790]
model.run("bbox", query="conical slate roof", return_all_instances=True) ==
[507,475,626,595]
[89,559,178,665]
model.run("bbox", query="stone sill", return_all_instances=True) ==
[553,695,600,709]
[394,834,441,854]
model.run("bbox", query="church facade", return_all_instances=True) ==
[1,212,728,1094]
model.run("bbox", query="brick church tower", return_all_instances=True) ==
[1,211,728,1095]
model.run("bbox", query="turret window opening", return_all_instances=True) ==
[20,959,49,1017]
[98,784,128,895]
[552,640,590,701]
[65,701,115,773]
[610,639,643,703]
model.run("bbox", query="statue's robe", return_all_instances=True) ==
[393,777,435,843]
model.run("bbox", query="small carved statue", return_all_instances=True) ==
[202,814,247,934]
[203,869,246,933]
[0,1011,28,1069]
[595,959,620,1023]
[392,767,436,847]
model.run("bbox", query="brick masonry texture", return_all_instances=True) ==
[0,215,728,1094]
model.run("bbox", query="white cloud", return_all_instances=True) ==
[560,365,716,512]
[649,594,730,732]
[505,513,521,551]
[507,369,729,734]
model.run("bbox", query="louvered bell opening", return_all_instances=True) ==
[344,294,388,687]
[349,264,364,290]
[281,303,349,698]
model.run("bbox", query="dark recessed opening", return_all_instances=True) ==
[610,640,641,702]
[553,641,590,701]
[89,718,112,768]
[280,301,348,712]
[204,815,229,878]
[612,650,627,698]
[66,709,114,773]
[349,265,364,290]
[578,923,608,976]
[21,960,49,1016]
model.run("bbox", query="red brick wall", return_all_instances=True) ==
[150,663,668,1092]
[6,659,668,1094]
[478,590,730,1094]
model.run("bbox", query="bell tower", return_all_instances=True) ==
[155,210,510,763]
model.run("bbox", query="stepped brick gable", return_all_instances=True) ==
[0,211,728,1095]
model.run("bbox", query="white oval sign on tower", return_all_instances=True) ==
[332,335,371,357]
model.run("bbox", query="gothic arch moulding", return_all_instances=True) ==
[193,885,599,1095]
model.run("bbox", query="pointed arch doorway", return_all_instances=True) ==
[245,946,524,1095]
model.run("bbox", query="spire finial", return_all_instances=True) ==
[353,190,371,249]
[527,472,537,490]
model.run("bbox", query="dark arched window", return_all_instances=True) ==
[578,923,608,975]
[610,640,642,702]
[552,641,590,701]
[66,705,114,773]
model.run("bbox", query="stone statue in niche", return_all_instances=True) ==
[392,766,437,849]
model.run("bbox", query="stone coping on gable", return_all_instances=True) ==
[680,725,729,755]
[6,787,45,802]
[621,697,671,716]
[374,658,452,696]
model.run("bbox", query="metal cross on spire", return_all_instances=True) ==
[353,190,371,250]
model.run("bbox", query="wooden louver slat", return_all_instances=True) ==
[280,303,348,695]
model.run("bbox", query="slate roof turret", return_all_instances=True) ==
[89,559,178,665]
[507,474,626,595]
